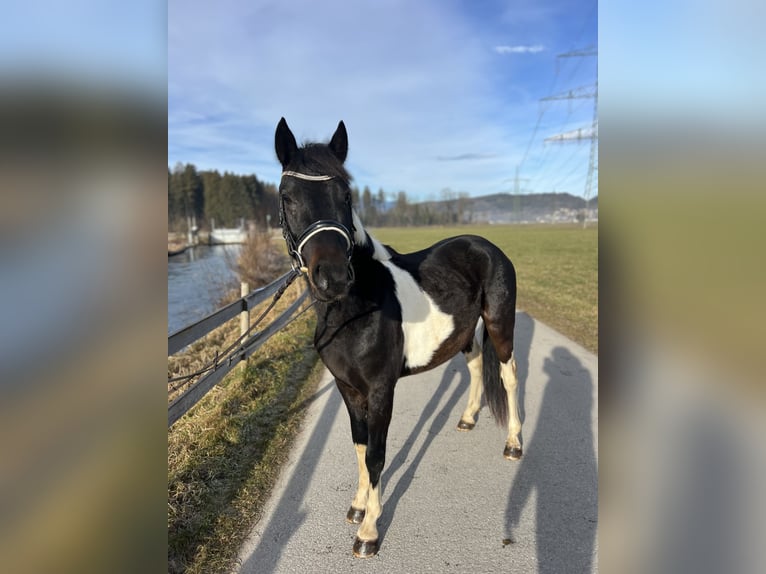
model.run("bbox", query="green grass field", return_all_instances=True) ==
[372,224,598,354]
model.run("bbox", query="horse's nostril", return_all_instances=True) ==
[314,265,330,291]
[311,262,352,298]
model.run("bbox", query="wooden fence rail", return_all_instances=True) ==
[168,271,297,355]
[168,271,309,427]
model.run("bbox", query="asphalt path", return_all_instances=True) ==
[234,312,598,573]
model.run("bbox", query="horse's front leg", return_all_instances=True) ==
[336,380,369,524]
[353,386,394,558]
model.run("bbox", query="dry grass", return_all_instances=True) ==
[229,232,290,289]
[168,277,321,574]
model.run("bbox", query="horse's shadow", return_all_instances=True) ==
[238,380,342,574]
[376,356,469,543]
[237,312,535,570]
[377,311,534,543]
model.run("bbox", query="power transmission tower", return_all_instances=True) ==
[514,165,531,222]
[505,166,530,223]
[542,48,597,228]
[583,82,598,227]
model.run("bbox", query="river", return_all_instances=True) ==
[168,244,242,334]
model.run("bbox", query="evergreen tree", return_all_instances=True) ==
[376,188,386,225]
[362,186,373,218]
[216,172,252,227]
[351,185,360,211]
[167,168,176,227]
[168,162,187,230]
[201,170,223,228]
[181,163,204,223]
[261,182,279,229]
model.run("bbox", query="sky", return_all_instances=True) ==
[169,0,597,201]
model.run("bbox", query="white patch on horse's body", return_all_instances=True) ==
[352,210,452,366]
[381,261,454,369]
[352,210,390,261]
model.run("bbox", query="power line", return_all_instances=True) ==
[517,45,566,173]
[540,84,597,102]
[540,49,598,227]
[556,47,597,59]
[518,46,596,201]
[544,125,597,143]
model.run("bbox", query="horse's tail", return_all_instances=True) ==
[481,327,509,428]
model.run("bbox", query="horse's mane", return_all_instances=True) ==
[293,143,352,184]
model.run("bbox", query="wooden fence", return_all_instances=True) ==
[168,270,308,426]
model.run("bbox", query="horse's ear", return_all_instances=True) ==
[329,120,348,163]
[275,117,298,168]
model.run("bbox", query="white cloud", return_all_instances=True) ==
[168,0,525,197]
[168,1,594,198]
[494,44,545,54]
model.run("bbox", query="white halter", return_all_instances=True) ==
[278,170,354,275]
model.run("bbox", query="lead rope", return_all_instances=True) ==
[168,269,307,389]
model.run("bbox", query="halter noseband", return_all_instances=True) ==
[279,171,355,275]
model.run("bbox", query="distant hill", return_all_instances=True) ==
[422,192,598,224]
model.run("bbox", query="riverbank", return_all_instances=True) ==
[169,229,282,256]
[168,230,257,256]
[168,243,189,256]
[168,232,191,256]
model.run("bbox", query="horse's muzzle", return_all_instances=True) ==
[310,261,354,301]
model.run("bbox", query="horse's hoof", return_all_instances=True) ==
[353,537,379,558]
[346,506,365,524]
[456,419,475,431]
[504,445,523,460]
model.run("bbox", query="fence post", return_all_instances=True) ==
[240,281,249,373]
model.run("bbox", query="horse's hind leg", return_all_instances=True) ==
[501,352,522,460]
[484,295,522,460]
[457,328,483,431]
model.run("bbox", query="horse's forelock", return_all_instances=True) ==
[293,144,351,184]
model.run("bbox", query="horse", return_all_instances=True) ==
[274,118,522,558]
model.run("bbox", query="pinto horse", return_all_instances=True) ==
[275,118,522,558]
